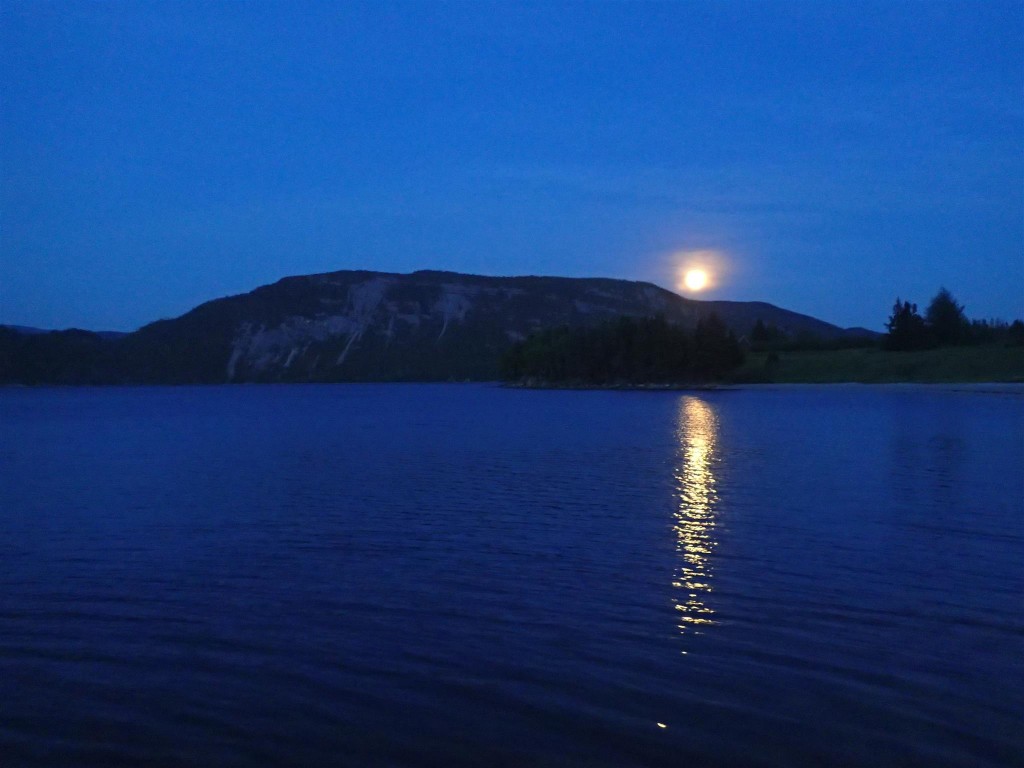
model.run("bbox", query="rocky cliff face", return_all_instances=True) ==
[2,269,871,384]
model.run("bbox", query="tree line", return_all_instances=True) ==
[501,314,744,384]
[745,288,1023,354]
[884,287,1024,351]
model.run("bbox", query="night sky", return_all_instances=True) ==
[2,1,1021,332]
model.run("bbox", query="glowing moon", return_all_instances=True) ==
[683,269,709,292]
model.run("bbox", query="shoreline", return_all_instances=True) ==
[502,380,1024,395]
[3,379,1023,394]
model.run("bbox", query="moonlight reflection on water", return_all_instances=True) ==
[673,397,720,640]
[2,384,1021,767]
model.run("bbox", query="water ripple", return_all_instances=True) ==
[1,384,1021,767]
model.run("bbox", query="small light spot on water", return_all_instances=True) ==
[657,722,667,729]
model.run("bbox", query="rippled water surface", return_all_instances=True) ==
[1,384,1022,767]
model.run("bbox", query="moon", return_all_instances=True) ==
[683,269,709,292]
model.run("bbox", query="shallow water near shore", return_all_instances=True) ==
[1,384,1021,767]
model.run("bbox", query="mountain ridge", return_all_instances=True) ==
[1,269,875,384]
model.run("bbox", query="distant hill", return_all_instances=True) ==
[1,325,128,340]
[1,270,874,384]
[3,325,50,335]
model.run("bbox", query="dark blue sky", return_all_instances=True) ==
[2,1,1021,331]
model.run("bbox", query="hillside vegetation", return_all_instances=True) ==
[735,345,1024,384]
[0,270,864,385]
[4,277,1020,386]
[503,287,1024,387]
[502,314,744,385]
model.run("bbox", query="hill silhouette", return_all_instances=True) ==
[1,269,873,384]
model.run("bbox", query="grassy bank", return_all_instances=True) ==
[734,344,1024,384]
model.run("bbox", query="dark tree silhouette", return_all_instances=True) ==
[502,314,743,384]
[924,287,968,345]
[1008,320,1024,347]
[693,314,744,377]
[884,299,930,350]
[750,319,785,350]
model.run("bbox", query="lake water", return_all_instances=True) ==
[1,384,1021,767]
